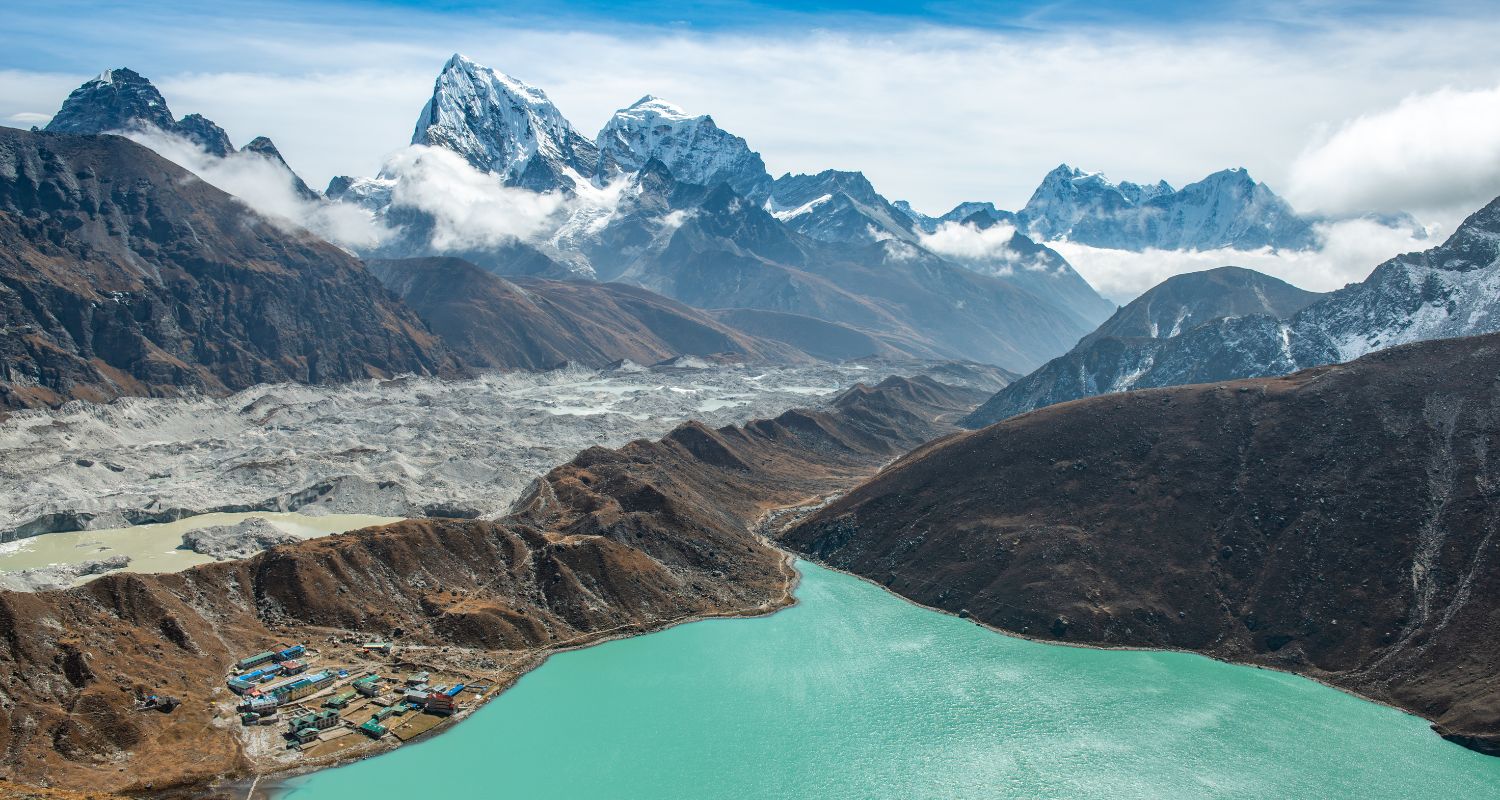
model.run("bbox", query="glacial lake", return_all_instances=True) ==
[0,512,399,585]
[281,561,1500,799]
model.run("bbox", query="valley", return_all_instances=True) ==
[0,362,886,542]
[0,371,983,795]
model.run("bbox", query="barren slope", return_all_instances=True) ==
[788,334,1500,755]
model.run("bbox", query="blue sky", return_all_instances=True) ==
[5,0,1500,298]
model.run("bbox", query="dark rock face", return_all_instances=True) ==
[43,68,177,136]
[787,333,1500,756]
[1082,266,1322,344]
[761,169,921,245]
[368,256,811,369]
[0,127,461,410]
[45,69,235,157]
[964,267,1324,425]
[964,197,1500,427]
[240,135,319,200]
[0,374,977,793]
[173,113,234,158]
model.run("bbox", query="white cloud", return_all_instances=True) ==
[8,11,1500,217]
[6,111,50,124]
[919,221,1056,276]
[121,126,391,250]
[380,145,565,251]
[1053,218,1437,303]
[1288,83,1500,219]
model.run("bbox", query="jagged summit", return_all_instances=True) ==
[45,67,177,135]
[241,136,319,199]
[411,53,598,189]
[1018,162,1313,250]
[896,200,1018,234]
[175,112,234,157]
[764,169,918,244]
[962,191,1500,427]
[595,92,769,196]
[45,67,236,157]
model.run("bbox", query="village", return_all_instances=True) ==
[224,638,495,763]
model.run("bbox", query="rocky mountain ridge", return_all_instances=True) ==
[964,193,1500,427]
[368,256,814,369]
[900,163,1420,253]
[43,67,315,195]
[0,126,461,410]
[317,55,1118,370]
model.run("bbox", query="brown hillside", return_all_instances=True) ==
[787,333,1500,755]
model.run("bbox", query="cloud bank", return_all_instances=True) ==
[1053,218,1436,303]
[6,4,1500,219]
[1289,83,1500,219]
[382,145,565,251]
[122,126,390,250]
[919,221,1059,276]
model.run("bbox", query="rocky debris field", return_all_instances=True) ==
[0,362,879,540]
[178,519,301,561]
[0,554,130,592]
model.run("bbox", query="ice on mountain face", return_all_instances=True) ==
[596,96,770,197]
[966,194,1500,426]
[764,171,920,245]
[0,363,879,540]
[412,54,599,189]
[1017,164,1318,251]
[769,193,834,221]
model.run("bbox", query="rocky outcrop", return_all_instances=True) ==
[44,68,235,157]
[787,333,1500,755]
[240,136,319,200]
[178,519,300,560]
[0,555,129,592]
[0,127,462,410]
[0,374,980,793]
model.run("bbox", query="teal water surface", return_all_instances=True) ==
[282,562,1500,799]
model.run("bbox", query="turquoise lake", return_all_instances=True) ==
[282,561,1500,799]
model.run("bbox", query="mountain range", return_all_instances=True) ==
[324,54,1118,372]
[964,192,1500,426]
[899,163,1420,253]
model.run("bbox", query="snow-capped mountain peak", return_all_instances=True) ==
[595,94,769,196]
[1018,163,1315,250]
[411,54,598,188]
